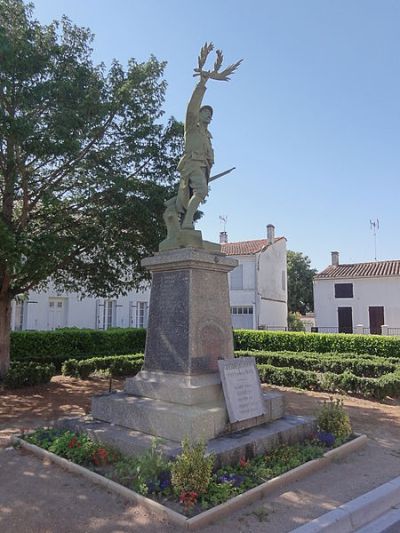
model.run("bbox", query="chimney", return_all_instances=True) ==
[331,251,339,267]
[219,231,228,244]
[267,224,275,245]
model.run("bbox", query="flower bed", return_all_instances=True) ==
[14,429,367,529]
[17,429,353,516]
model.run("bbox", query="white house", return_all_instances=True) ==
[221,224,288,330]
[11,225,287,332]
[313,251,400,335]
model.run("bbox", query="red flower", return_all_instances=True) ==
[68,437,78,448]
[179,491,198,510]
[239,457,249,468]
[92,447,109,466]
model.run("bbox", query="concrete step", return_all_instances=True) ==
[355,506,400,533]
[56,414,315,468]
[91,389,285,443]
[290,475,400,533]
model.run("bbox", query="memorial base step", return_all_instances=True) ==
[91,389,285,443]
[56,414,316,468]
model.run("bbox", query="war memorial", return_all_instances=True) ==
[83,44,315,464]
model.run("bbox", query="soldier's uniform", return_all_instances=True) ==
[176,82,214,215]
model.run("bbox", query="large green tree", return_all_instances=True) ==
[0,0,183,376]
[287,251,317,315]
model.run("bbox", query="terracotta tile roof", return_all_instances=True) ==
[315,260,400,279]
[222,237,284,256]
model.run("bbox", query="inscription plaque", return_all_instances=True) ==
[218,357,266,423]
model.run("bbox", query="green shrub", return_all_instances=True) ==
[235,350,399,378]
[257,364,320,389]
[113,439,171,495]
[62,354,144,379]
[11,328,146,366]
[2,361,56,388]
[233,330,400,358]
[316,398,352,441]
[287,312,305,332]
[171,438,214,495]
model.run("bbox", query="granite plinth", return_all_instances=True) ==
[141,248,238,375]
[91,388,285,443]
[57,414,315,468]
[124,371,224,406]
[92,391,227,442]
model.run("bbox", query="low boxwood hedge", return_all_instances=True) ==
[2,361,56,389]
[62,354,144,379]
[235,351,400,378]
[257,364,400,400]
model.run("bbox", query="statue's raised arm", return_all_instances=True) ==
[160,43,242,253]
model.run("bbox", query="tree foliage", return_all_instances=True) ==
[0,0,183,375]
[287,251,317,314]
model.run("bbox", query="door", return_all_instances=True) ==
[338,307,353,334]
[48,298,67,330]
[369,306,384,335]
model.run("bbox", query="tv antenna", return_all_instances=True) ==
[219,215,228,232]
[370,218,379,261]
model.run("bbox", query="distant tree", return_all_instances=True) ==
[287,251,317,315]
[287,311,305,332]
[0,0,183,376]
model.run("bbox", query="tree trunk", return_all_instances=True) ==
[0,296,12,378]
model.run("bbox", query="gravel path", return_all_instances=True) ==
[1,377,399,532]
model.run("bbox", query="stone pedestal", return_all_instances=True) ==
[93,248,241,442]
[142,248,237,374]
[90,247,315,457]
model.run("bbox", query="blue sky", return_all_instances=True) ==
[31,0,400,271]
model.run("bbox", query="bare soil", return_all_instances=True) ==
[1,376,400,532]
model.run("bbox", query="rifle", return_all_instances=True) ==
[209,167,236,183]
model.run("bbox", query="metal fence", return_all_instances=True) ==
[260,325,400,336]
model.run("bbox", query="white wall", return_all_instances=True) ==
[13,239,288,332]
[228,238,288,329]
[256,238,287,328]
[314,277,400,331]
[14,285,151,331]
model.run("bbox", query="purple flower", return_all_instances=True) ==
[317,431,335,447]
[218,473,245,487]
[146,480,157,493]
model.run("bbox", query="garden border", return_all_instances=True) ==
[12,434,367,530]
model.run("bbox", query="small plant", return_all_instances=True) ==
[112,438,171,495]
[171,438,214,497]
[316,398,352,441]
[24,428,121,467]
[179,490,199,511]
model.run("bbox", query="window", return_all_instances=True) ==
[106,300,116,329]
[136,301,147,328]
[230,306,253,315]
[14,300,26,331]
[230,265,243,290]
[282,270,286,291]
[334,283,353,298]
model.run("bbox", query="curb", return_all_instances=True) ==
[289,474,400,533]
[12,434,367,530]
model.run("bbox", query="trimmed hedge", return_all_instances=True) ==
[2,361,56,389]
[233,330,400,358]
[10,329,400,370]
[62,354,144,379]
[11,328,146,366]
[257,364,400,400]
[235,351,400,378]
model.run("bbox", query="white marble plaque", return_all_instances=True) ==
[218,357,266,423]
